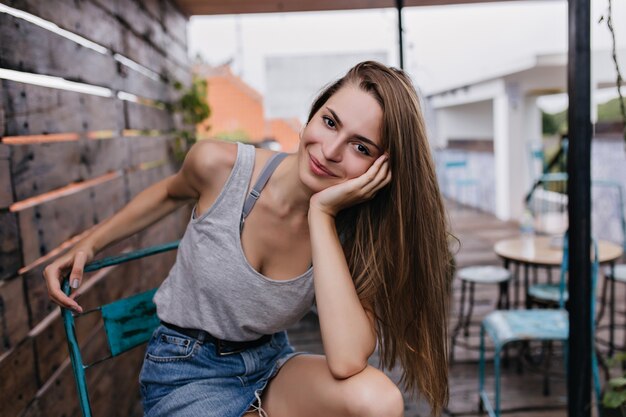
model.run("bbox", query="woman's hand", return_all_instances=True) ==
[309,154,391,218]
[43,245,95,313]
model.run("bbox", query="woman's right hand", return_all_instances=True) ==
[43,246,95,313]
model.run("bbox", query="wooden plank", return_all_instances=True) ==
[2,0,178,102]
[121,23,190,87]
[91,174,128,224]
[123,66,176,102]
[23,331,111,417]
[0,144,13,208]
[0,276,29,356]
[2,0,124,52]
[31,258,136,385]
[108,0,188,68]
[2,80,122,136]
[16,174,128,266]
[0,338,38,417]
[10,141,83,202]
[11,138,128,200]
[126,160,176,200]
[125,100,175,131]
[128,135,177,167]
[9,136,179,202]
[163,0,189,47]
[0,81,5,136]
[18,189,96,267]
[88,347,145,416]
[23,235,139,328]
[0,210,21,281]
[0,13,119,89]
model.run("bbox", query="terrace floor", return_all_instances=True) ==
[285,201,625,417]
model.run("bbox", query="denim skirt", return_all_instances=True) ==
[139,324,305,417]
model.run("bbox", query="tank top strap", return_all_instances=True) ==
[240,152,289,229]
[204,142,256,224]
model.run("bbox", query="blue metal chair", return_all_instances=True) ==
[450,266,512,362]
[478,236,601,417]
[527,180,624,310]
[61,240,180,417]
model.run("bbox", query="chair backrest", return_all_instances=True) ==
[61,240,180,417]
[592,179,626,252]
[101,288,160,357]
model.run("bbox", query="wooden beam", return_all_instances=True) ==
[172,0,521,16]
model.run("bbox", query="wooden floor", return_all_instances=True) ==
[285,202,625,417]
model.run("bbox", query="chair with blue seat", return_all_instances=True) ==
[478,236,601,417]
[526,180,624,310]
[62,240,180,417]
[450,265,512,362]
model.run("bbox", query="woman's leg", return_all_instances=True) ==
[249,354,404,417]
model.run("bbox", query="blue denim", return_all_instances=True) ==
[139,324,304,417]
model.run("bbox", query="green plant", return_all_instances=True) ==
[167,76,211,162]
[603,353,626,415]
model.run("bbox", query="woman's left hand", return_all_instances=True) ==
[309,154,392,217]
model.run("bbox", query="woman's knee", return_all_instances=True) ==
[343,367,404,417]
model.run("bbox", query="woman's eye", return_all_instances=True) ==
[355,143,371,156]
[322,116,336,128]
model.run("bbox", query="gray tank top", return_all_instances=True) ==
[154,142,315,341]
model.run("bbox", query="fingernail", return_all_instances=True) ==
[71,279,79,289]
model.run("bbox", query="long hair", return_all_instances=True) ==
[306,61,452,415]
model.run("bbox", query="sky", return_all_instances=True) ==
[188,0,625,112]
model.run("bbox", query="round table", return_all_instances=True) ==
[494,235,623,352]
[494,236,622,267]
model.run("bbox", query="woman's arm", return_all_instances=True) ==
[308,154,391,379]
[43,140,226,312]
[308,208,377,379]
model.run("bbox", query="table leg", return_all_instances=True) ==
[596,270,608,326]
[524,264,530,309]
[610,263,616,357]
[514,262,520,308]
[450,280,467,362]
[547,266,553,284]
[465,283,475,336]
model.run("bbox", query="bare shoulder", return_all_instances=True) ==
[182,139,238,191]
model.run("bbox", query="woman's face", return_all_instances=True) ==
[298,84,384,193]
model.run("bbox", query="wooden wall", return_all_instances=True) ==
[0,1,190,415]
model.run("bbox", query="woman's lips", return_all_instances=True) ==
[309,154,336,177]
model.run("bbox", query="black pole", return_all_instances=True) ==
[567,0,592,415]
[396,0,404,69]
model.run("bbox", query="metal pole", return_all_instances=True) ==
[567,0,592,414]
[396,0,404,70]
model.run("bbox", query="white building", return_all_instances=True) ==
[427,49,626,221]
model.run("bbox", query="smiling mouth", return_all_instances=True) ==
[309,154,337,177]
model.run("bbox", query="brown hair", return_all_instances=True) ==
[307,61,452,415]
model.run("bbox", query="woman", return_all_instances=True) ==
[45,61,451,417]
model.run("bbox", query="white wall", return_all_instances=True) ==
[434,100,493,146]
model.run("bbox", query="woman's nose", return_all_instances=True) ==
[321,136,343,162]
